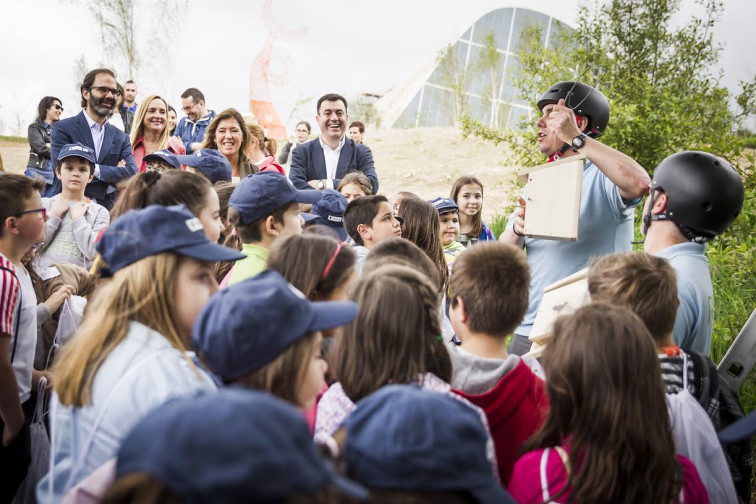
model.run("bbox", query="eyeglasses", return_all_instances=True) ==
[90,86,121,97]
[14,208,47,219]
[53,104,64,111]
[182,104,197,113]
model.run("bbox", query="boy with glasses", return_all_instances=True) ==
[0,175,48,500]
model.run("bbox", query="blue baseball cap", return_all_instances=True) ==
[311,188,349,241]
[116,388,368,502]
[143,149,181,170]
[96,204,245,274]
[430,197,459,215]
[343,385,514,504]
[58,143,96,164]
[192,269,358,382]
[175,148,232,184]
[229,172,322,225]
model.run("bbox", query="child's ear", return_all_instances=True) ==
[356,223,371,242]
[264,215,279,236]
[451,296,468,324]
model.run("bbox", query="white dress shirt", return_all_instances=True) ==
[319,135,345,189]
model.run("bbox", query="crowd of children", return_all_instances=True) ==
[0,76,751,504]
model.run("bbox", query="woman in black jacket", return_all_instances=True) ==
[25,96,63,194]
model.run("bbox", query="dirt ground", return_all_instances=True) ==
[0,127,521,221]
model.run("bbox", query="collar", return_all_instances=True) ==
[83,109,106,131]
[241,242,269,259]
[319,135,345,152]
[654,241,705,260]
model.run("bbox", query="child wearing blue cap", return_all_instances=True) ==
[174,148,233,185]
[36,143,109,270]
[105,389,367,503]
[223,171,322,286]
[193,270,358,412]
[39,205,244,502]
[430,196,465,269]
[307,188,349,242]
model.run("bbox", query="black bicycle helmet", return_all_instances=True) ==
[537,81,610,137]
[647,151,745,242]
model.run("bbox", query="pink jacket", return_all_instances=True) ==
[508,449,708,504]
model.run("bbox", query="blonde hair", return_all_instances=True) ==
[129,95,171,151]
[247,123,277,157]
[54,253,196,407]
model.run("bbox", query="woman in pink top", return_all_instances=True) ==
[130,95,185,171]
[508,304,708,504]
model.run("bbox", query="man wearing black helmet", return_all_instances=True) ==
[502,81,650,356]
[642,151,745,354]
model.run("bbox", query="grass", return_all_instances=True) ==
[0,135,27,143]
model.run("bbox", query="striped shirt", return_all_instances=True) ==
[0,253,20,336]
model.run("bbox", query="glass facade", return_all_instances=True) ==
[389,8,572,130]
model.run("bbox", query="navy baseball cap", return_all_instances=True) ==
[192,269,358,382]
[58,143,96,165]
[229,171,323,225]
[719,410,756,443]
[175,148,232,184]
[116,388,368,502]
[343,385,514,504]
[311,188,348,241]
[430,197,459,215]
[96,205,245,274]
[143,149,181,170]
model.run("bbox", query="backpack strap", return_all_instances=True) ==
[0,265,21,362]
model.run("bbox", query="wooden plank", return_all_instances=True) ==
[517,155,585,241]
[528,268,590,345]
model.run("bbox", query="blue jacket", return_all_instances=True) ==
[175,110,216,153]
[289,137,378,194]
[49,111,137,209]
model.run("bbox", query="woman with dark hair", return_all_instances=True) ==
[26,96,63,194]
[508,304,708,504]
[278,120,311,167]
[167,105,178,136]
[199,109,256,180]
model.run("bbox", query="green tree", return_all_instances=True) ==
[473,32,504,128]
[436,43,469,127]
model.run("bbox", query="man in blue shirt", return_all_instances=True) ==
[501,81,650,355]
[175,88,216,154]
[122,80,138,113]
[641,151,745,354]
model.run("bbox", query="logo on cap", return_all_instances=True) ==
[327,215,343,223]
[70,145,86,152]
[185,217,204,232]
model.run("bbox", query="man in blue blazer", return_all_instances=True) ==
[289,93,378,194]
[49,68,137,210]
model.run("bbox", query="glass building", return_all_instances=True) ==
[379,8,572,130]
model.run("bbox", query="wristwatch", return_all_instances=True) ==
[317,179,325,190]
[571,133,587,152]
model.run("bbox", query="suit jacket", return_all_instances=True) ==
[49,111,137,209]
[289,137,378,194]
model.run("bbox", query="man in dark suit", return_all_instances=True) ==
[289,93,378,194]
[49,68,137,210]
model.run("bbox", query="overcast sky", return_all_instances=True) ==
[0,0,753,135]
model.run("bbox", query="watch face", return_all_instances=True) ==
[572,136,585,149]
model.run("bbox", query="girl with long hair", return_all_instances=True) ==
[130,95,185,171]
[397,197,449,294]
[39,205,244,501]
[508,303,708,504]
[315,264,458,440]
[450,176,496,247]
[200,109,256,179]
